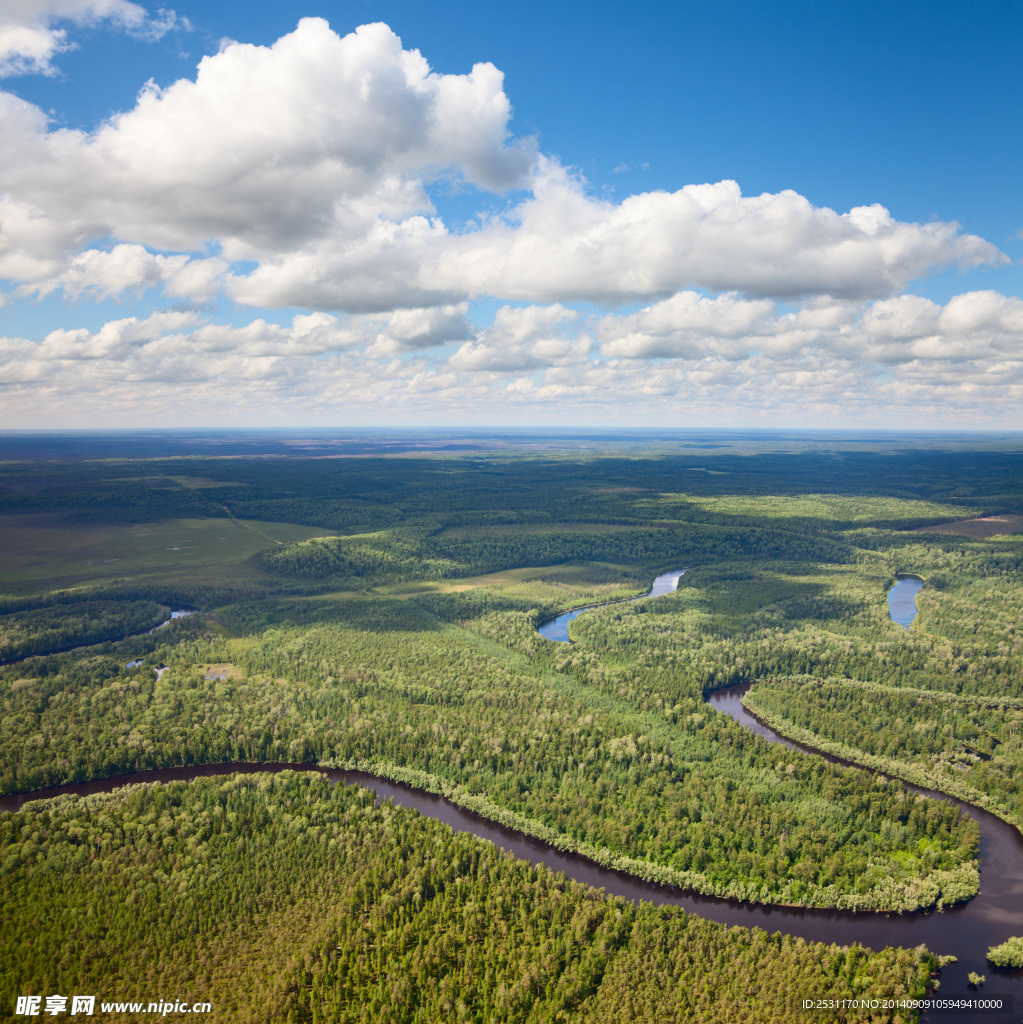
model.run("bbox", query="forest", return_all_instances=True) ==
[2,433,1022,1021]
[0,557,982,910]
[0,599,169,662]
[1,771,939,1023]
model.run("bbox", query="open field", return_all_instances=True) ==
[914,513,1023,538]
[0,513,335,597]
[435,522,671,539]
[376,560,645,596]
[656,493,981,525]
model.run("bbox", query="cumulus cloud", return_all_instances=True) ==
[26,243,228,301]
[0,303,475,381]
[0,18,1006,311]
[0,16,1019,429]
[598,291,778,360]
[593,289,1023,368]
[0,19,532,255]
[423,167,1002,305]
[362,303,473,356]
[839,291,1023,363]
[0,0,185,78]
[448,304,590,371]
[225,160,1003,311]
[2,290,1021,428]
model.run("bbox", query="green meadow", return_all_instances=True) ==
[0,513,335,597]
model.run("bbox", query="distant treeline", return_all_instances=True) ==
[1,447,1016,530]
[255,524,856,586]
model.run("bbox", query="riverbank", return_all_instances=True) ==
[3,690,1019,1018]
[0,605,197,666]
[707,681,1023,1018]
[741,685,1023,835]
[536,568,685,641]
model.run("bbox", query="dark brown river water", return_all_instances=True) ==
[2,734,1019,1022]
[2,575,1020,1021]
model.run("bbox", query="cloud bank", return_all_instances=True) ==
[0,18,1005,311]
[0,16,1019,427]
[2,291,1021,427]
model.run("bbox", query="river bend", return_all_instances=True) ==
[2,572,1019,1021]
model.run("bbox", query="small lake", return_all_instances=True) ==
[889,574,924,628]
[537,569,685,642]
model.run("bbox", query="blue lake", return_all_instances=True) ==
[888,574,924,628]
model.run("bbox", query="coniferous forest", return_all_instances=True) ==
[2,431,1022,1022]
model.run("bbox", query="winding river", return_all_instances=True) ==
[2,574,1019,1021]
[537,569,686,641]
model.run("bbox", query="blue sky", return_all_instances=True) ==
[0,0,1020,427]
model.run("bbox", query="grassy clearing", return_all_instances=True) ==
[436,522,669,539]
[377,560,645,599]
[645,494,981,525]
[0,514,335,597]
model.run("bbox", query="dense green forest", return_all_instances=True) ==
[0,592,979,909]
[0,599,169,662]
[0,771,939,1023]
[2,436,1023,1021]
[743,677,1023,823]
[2,456,1014,912]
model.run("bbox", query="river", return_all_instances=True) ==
[533,570,1023,1021]
[2,573,1019,1021]
[0,607,198,668]
[537,569,685,641]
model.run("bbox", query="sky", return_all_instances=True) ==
[0,0,1020,429]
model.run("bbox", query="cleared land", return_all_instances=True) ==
[0,513,336,596]
[915,513,1023,538]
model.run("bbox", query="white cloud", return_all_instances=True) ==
[0,19,532,249]
[26,243,228,300]
[224,160,1005,311]
[363,303,473,356]
[0,303,475,378]
[0,0,185,78]
[422,166,1002,305]
[448,304,588,371]
[0,193,92,283]
[0,17,1019,429]
[0,19,1005,312]
[594,289,1023,368]
[598,291,778,359]
[1,290,1021,428]
[841,291,1023,364]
